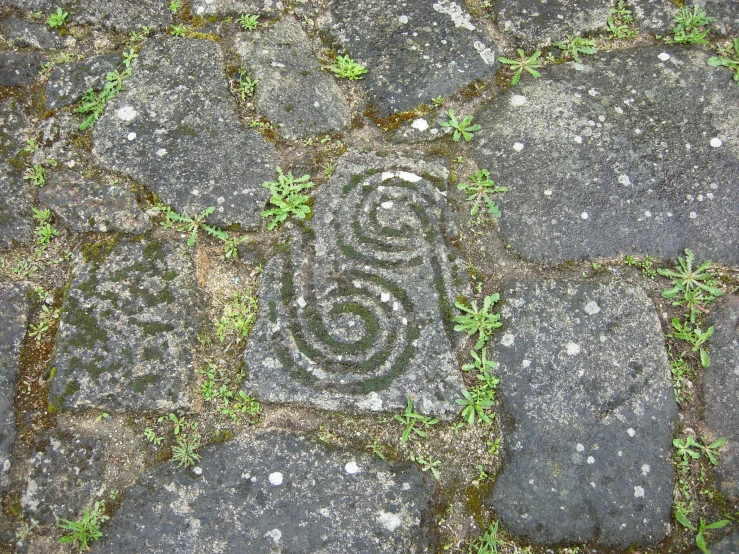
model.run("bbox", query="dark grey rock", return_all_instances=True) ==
[93,38,278,229]
[704,529,739,554]
[700,0,739,36]
[701,295,739,503]
[0,171,34,249]
[45,54,119,111]
[21,430,105,524]
[38,169,152,234]
[0,51,46,87]
[321,0,499,116]
[96,429,436,553]
[472,45,739,264]
[488,280,676,547]
[0,15,64,50]
[243,150,466,418]
[490,0,611,50]
[235,17,351,140]
[630,0,678,35]
[0,284,29,493]
[49,239,199,413]
[0,97,28,162]
[189,0,283,18]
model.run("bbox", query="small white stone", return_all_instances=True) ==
[411,118,429,131]
[689,212,697,219]
[156,148,168,157]
[265,529,282,543]
[501,333,515,347]
[587,456,595,464]
[380,292,390,302]
[588,89,598,97]
[377,511,402,532]
[513,142,524,152]
[197,6,205,15]
[116,105,137,121]
[192,466,203,475]
[627,428,636,437]
[658,52,671,61]
[584,301,601,315]
[544,189,552,196]
[381,201,394,209]
[576,443,585,452]
[644,210,652,217]
[522,359,531,368]
[598,115,606,122]
[127,132,136,141]
[581,212,588,220]
[399,15,409,24]
[566,343,581,356]
[297,296,307,308]
[269,472,283,486]
[618,174,631,186]
[574,136,583,144]
[511,95,527,106]
[313,101,320,108]
[345,461,360,474]
[710,137,722,148]
[634,486,645,498]
[641,464,651,476]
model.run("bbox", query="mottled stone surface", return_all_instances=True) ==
[0,52,46,87]
[243,150,466,418]
[0,15,64,50]
[49,239,199,412]
[38,170,152,234]
[21,430,105,524]
[93,38,278,229]
[0,284,29,493]
[236,17,351,139]
[630,0,678,34]
[189,0,283,17]
[0,171,34,249]
[0,97,28,162]
[700,0,739,36]
[701,295,739,503]
[96,429,436,553]
[472,46,739,264]
[45,54,119,111]
[705,530,739,554]
[321,0,499,116]
[488,280,676,547]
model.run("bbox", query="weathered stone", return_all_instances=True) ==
[490,0,611,50]
[0,171,34,249]
[0,97,28,162]
[189,0,283,18]
[701,0,739,36]
[488,280,676,547]
[0,284,29,493]
[21,430,105,525]
[701,294,739,503]
[93,38,278,229]
[472,46,739,264]
[243,150,466,418]
[0,52,46,87]
[235,17,351,140]
[321,0,499,116]
[38,170,152,234]
[45,54,119,111]
[630,0,678,34]
[704,530,739,554]
[96,429,436,553]
[0,15,64,50]
[49,239,199,413]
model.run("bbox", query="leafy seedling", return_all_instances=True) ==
[169,0,182,14]
[409,452,441,480]
[57,501,109,550]
[46,7,69,29]
[458,169,508,218]
[454,294,502,349]
[23,165,46,186]
[676,515,730,554]
[670,318,714,367]
[671,5,715,45]
[498,49,542,85]
[261,167,315,230]
[171,433,201,467]
[236,70,258,98]
[553,35,597,62]
[659,248,722,323]
[607,0,637,39]
[327,55,367,80]
[471,521,501,554]
[238,14,260,30]
[707,38,739,84]
[170,23,187,37]
[439,109,481,142]
[394,395,438,443]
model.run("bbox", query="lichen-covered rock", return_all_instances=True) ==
[45,54,119,111]
[488,280,676,547]
[235,17,351,139]
[0,171,34,249]
[0,51,46,87]
[93,38,278,229]
[472,46,739,264]
[243,150,466,418]
[189,0,283,17]
[0,15,64,50]
[320,0,499,116]
[96,429,436,553]
[0,97,28,163]
[38,170,152,234]
[49,239,199,413]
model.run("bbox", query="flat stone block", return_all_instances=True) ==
[0,52,46,87]
[45,54,119,111]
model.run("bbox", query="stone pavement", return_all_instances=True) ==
[0,1,737,553]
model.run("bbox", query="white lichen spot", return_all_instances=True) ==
[402,482,411,490]
[513,142,524,152]
[584,301,601,315]
[522,359,531,368]
[192,466,202,475]
[191,189,199,196]
[297,296,307,308]
[587,456,595,464]
[644,210,652,217]
[574,135,583,144]
[544,189,552,196]
[411,118,429,131]
[578,369,585,378]
[268,472,283,486]
[381,172,394,181]
[358,391,383,411]
[641,464,651,476]
[615,106,624,114]
[345,461,360,474]
[576,443,585,452]
[581,212,588,220]
[397,171,422,182]
[265,529,282,543]
[501,333,515,347]
[618,174,631,186]
[399,14,409,24]
[197,6,205,15]
[473,41,496,65]
[566,343,581,356]
[116,105,137,121]
[319,507,331,517]
[689,211,697,219]
[156,148,168,157]
[313,101,320,108]
[598,115,606,122]
[511,95,527,106]
[381,201,394,209]
[588,89,598,96]
[127,132,136,141]
[380,292,391,302]
[600,335,606,342]
[627,428,636,437]
[217,196,225,204]
[432,0,476,30]
[634,486,645,498]
[710,137,722,148]
[377,511,402,532]
[658,52,671,61]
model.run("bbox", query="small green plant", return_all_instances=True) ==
[457,348,499,426]
[394,395,439,443]
[487,438,500,456]
[171,433,201,467]
[238,13,260,30]
[553,35,597,62]
[170,23,187,37]
[323,160,337,179]
[216,290,258,344]
[454,294,502,350]
[409,452,441,480]
[670,318,714,368]
[28,304,61,343]
[23,164,46,186]
[365,437,388,460]
[129,26,152,44]
[674,435,726,466]
[169,0,182,14]
[95,412,110,423]
[432,95,444,107]
[199,365,261,423]
[76,55,134,130]
[235,70,258,99]
[439,109,481,142]
[498,49,542,85]
[122,48,138,67]
[659,249,722,323]
[21,137,38,154]
[670,354,693,404]
[327,54,367,80]
[46,7,69,29]
[671,5,714,45]
[607,1,638,39]
[458,169,508,218]
[261,167,315,230]
[708,38,739,84]
[158,412,192,435]
[676,515,730,554]
[57,501,109,550]
[469,521,501,554]
[144,428,163,445]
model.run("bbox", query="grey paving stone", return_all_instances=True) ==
[700,0,739,36]
[0,51,46,87]
[701,294,739,503]
[49,239,199,413]
[45,54,119,111]
[21,430,105,525]
[0,15,64,50]
[0,171,34,250]
[189,0,283,18]
[487,280,676,547]
[38,169,152,234]
[702,529,739,554]
[0,284,30,494]
[95,429,436,553]
[472,45,739,264]
[235,17,351,140]
[0,97,28,162]
[320,0,499,116]
[243,150,466,418]
[93,38,278,229]
[630,0,678,35]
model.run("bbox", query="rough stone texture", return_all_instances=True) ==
[0,15,64,50]
[49,239,199,413]
[0,51,46,87]
[0,284,29,493]
[490,0,611,50]
[630,0,679,35]
[45,54,119,111]
[699,0,739,36]
[38,169,152,234]
[93,38,278,229]
[236,17,351,140]
[391,112,453,144]
[21,430,105,525]
[472,46,739,264]
[0,171,34,249]
[0,97,28,162]
[321,0,499,116]
[488,280,676,547]
[189,0,283,17]
[705,530,739,554]
[701,294,739,503]
[243,150,466,418]
[96,429,436,553]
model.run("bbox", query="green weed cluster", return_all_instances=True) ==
[261,167,315,230]
[76,50,137,130]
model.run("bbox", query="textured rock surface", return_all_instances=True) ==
[0,51,46,87]
[0,171,34,249]
[700,0,739,35]
[0,284,29,493]
[488,280,676,547]
[236,17,351,139]
[0,97,28,162]
[0,15,64,50]
[701,295,739,503]
[472,46,739,264]
[706,530,739,554]
[38,170,152,234]
[321,0,499,116]
[45,54,119,111]
[93,38,278,229]
[49,239,199,412]
[96,429,436,553]
[243,150,466,418]
[189,0,283,17]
